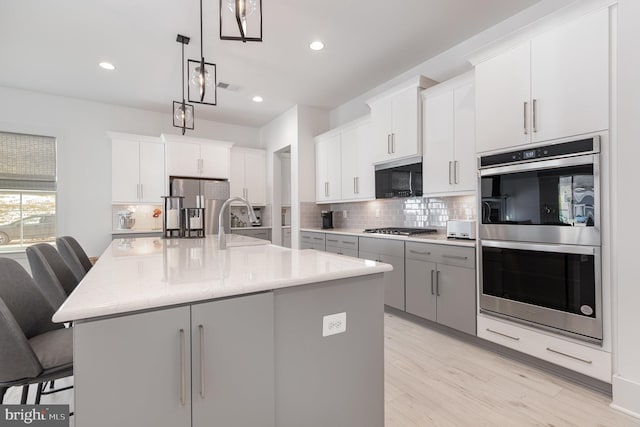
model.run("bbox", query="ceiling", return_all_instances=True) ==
[0,0,543,128]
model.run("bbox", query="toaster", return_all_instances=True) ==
[446,220,476,240]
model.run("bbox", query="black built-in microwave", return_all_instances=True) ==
[375,160,422,199]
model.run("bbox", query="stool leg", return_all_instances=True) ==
[49,380,55,390]
[20,385,29,404]
[35,383,43,404]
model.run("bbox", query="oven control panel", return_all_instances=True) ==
[480,137,598,168]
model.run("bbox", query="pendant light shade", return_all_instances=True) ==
[188,0,218,105]
[220,0,262,42]
[173,34,195,135]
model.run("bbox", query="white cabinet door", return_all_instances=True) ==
[476,43,531,153]
[355,122,375,199]
[391,86,421,159]
[112,139,140,203]
[281,156,291,206]
[200,142,230,179]
[530,9,609,143]
[229,149,244,199]
[166,141,201,177]
[423,90,454,194]
[244,150,266,205]
[340,126,359,200]
[369,97,393,163]
[453,82,476,192]
[315,134,341,203]
[139,141,165,203]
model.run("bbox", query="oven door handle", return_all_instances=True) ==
[479,153,598,177]
[480,239,598,256]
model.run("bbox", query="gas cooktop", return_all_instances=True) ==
[363,227,438,236]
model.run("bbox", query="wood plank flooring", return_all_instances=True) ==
[384,312,640,427]
[4,313,639,426]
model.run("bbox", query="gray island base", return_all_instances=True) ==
[55,236,389,427]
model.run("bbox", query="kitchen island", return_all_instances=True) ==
[54,235,391,427]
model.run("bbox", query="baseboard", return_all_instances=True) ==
[611,375,640,419]
[385,307,612,396]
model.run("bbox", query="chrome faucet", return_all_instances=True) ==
[218,197,260,250]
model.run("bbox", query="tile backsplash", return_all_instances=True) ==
[325,195,476,230]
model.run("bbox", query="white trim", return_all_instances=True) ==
[611,375,640,419]
[366,75,438,106]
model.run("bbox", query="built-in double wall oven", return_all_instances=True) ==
[479,136,602,343]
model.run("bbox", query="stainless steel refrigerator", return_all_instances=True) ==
[170,177,230,235]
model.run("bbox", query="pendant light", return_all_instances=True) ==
[220,0,263,42]
[173,34,195,135]
[188,0,217,106]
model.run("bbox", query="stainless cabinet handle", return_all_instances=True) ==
[546,347,592,364]
[327,239,338,243]
[524,102,528,135]
[327,182,330,197]
[353,177,357,194]
[486,328,520,341]
[387,134,391,154]
[448,161,453,185]
[392,133,395,153]
[179,328,186,405]
[442,254,469,260]
[532,99,538,133]
[199,325,205,398]
[325,182,329,197]
[454,161,459,184]
[342,241,356,245]
[356,177,360,194]
[312,237,324,241]
[436,270,440,296]
[409,250,431,256]
[430,270,435,295]
[140,184,144,199]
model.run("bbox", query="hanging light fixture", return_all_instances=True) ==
[188,0,217,106]
[220,0,263,42]
[173,34,195,135]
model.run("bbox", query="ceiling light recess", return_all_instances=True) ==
[252,96,263,103]
[309,41,324,51]
[99,62,115,70]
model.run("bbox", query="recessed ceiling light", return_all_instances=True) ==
[99,62,116,71]
[252,96,263,103]
[309,41,325,51]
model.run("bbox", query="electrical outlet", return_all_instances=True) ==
[322,312,347,337]
[343,210,348,219]
[375,209,380,218]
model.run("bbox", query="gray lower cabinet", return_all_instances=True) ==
[74,293,274,427]
[325,233,358,257]
[358,237,405,310]
[300,231,326,250]
[405,241,476,335]
[232,227,272,242]
[282,228,292,248]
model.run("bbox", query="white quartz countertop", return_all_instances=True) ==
[300,228,476,248]
[53,235,392,323]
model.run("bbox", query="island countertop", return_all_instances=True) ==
[53,235,392,323]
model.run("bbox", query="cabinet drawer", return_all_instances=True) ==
[477,315,611,382]
[326,246,358,258]
[301,232,326,242]
[405,242,475,268]
[325,234,359,249]
[358,237,404,257]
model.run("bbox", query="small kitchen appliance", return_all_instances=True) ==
[321,211,333,229]
[446,220,476,239]
[118,211,136,230]
[252,207,262,226]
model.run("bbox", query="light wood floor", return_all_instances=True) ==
[384,312,640,427]
[5,314,640,427]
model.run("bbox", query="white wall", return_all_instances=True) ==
[0,86,260,262]
[612,0,640,418]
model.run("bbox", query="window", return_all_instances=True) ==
[0,131,57,250]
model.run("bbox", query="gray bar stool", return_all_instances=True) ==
[26,243,79,310]
[56,236,93,282]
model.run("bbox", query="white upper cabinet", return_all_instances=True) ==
[368,76,437,164]
[230,147,266,206]
[340,120,375,201]
[423,73,476,196]
[111,133,165,203]
[475,8,609,153]
[163,135,233,179]
[315,133,342,203]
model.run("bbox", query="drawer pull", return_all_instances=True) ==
[342,241,356,245]
[442,254,469,260]
[546,347,592,364]
[486,328,520,341]
[409,250,431,256]
[327,239,338,243]
[313,237,324,241]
